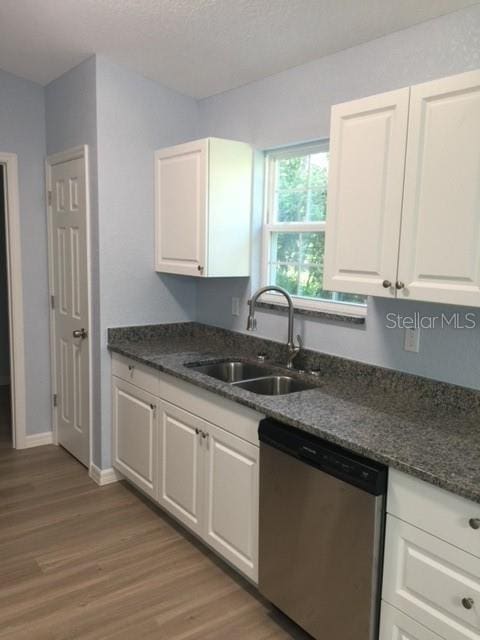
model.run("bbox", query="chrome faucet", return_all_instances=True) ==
[246,285,303,369]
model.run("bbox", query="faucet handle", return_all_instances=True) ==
[296,334,303,349]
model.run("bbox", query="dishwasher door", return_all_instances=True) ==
[259,441,385,640]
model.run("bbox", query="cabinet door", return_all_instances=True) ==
[380,602,445,640]
[112,376,157,498]
[324,88,409,297]
[158,401,205,536]
[154,139,207,276]
[398,70,480,305]
[204,423,259,582]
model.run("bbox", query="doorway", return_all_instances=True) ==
[0,167,11,448]
[0,154,27,450]
[47,146,91,468]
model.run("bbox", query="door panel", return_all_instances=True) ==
[204,423,258,581]
[398,70,480,305]
[51,155,89,466]
[324,88,409,297]
[112,376,157,498]
[158,401,205,536]
[155,140,207,276]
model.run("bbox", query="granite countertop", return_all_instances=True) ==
[108,323,480,504]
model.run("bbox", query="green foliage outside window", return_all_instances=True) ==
[269,152,365,306]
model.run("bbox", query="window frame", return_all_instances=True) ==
[260,141,366,318]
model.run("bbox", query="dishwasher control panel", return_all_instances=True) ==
[259,418,387,495]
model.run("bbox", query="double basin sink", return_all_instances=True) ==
[186,360,316,396]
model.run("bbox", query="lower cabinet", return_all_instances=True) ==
[157,400,206,537]
[112,375,158,499]
[380,603,445,640]
[204,422,258,580]
[157,400,259,581]
[111,355,260,583]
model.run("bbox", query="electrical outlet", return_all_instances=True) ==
[231,297,240,317]
[404,327,421,353]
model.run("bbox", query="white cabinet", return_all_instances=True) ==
[112,376,158,498]
[398,71,480,306]
[157,400,205,537]
[111,354,261,582]
[324,88,409,298]
[154,137,252,277]
[382,469,480,640]
[324,69,480,306]
[204,422,259,581]
[380,603,445,640]
[157,400,259,581]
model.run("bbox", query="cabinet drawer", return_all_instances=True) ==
[159,372,262,446]
[383,515,480,640]
[111,354,160,397]
[388,470,480,559]
[380,602,445,640]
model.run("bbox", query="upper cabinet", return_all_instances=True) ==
[324,70,480,306]
[154,137,252,277]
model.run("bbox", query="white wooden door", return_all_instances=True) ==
[324,88,410,297]
[204,423,259,581]
[154,139,207,276]
[112,376,157,498]
[380,602,445,640]
[398,70,480,305]
[50,156,90,466]
[158,401,205,536]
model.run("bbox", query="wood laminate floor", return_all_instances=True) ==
[0,424,311,639]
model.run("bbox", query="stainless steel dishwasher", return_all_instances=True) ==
[258,418,387,640]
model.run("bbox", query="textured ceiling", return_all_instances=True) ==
[0,0,477,98]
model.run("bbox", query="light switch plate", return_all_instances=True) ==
[404,327,421,353]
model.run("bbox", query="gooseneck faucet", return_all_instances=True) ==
[246,285,302,369]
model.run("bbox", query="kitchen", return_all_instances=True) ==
[0,2,479,639]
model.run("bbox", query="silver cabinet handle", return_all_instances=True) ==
[72,328,88,339]
[469,518,480,530]
[382,280,392,288]
[395,281,405,290]
[462,597,474,610]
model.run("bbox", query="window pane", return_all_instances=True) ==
[269,230,365,306]
[273,151,328,222]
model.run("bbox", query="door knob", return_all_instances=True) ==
[382,280,392,288]
[72,328,88,339]
[462,597,474,610]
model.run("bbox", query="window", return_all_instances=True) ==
[262,142,366,315]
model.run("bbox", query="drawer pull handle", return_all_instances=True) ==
[462,597,474,610]
[469,518,480,530]
[128,365,134,372]
[382,280,392,288]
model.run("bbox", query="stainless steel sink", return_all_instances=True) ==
[187,360,274,383]
[232,375,315,395]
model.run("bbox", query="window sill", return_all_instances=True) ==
[255,300,366,325]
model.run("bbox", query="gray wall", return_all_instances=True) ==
[96,57,199,467]
[45,55,102,460]
[0,170,9,382]
[195,4,480,390]
[0,68,49,434]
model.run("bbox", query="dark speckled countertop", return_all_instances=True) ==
[108,322,480,504]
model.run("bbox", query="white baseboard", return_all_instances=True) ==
[89,463,122,486]
[24,431,54,448]
[0,376,10,386]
